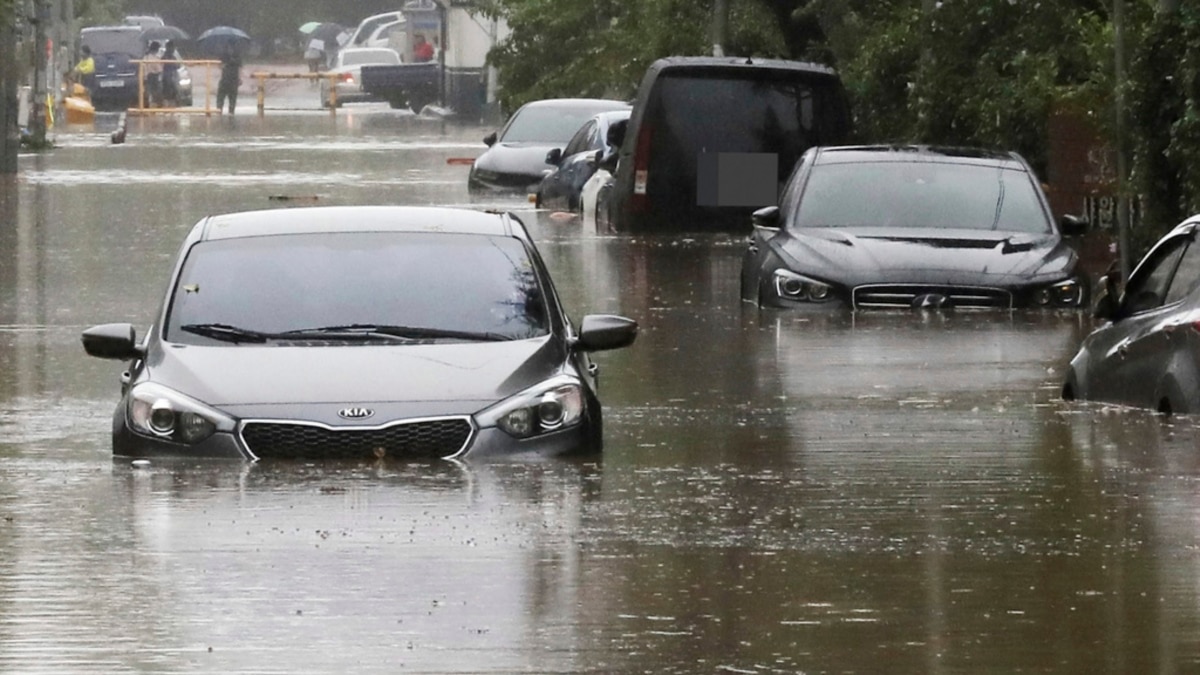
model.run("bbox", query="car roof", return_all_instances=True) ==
[195,206,526,242]
[517,98,631,111]
[647,56,839,78]
[812,145,1026,169]
[81,25,143,34]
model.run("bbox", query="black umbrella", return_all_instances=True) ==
[308,23,345,50]
[196,25,251,54]
[142,25,189,43]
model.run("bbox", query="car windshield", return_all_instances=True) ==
[501,104,625,143]
[165,232,551,345]
[792,161,1052,233]
[341,49,400,67]
[81,29,142,55]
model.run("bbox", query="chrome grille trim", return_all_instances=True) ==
[852,284,1013,310]
[238,416,476,461]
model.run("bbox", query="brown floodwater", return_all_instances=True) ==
[1,93,1199,673]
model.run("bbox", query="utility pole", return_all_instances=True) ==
[711,0,727,57]
[28,0,48,148]
[1,0,19,173]
[1113,0,1130,279]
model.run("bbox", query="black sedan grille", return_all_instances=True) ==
[852,285,1013,310]
[240,418,474,460]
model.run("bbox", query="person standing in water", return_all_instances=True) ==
[216,44,242,114]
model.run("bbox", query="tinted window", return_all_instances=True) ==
[563,121,596,157]
[502,104,625,144]
[165,233,550,344]
[1124,236,1188,314]
[81,29,143,55]
[791,161,1051,233]
[1165,237,1200,305]
[647,72,849,182]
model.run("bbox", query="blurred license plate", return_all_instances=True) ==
[98,80,124,88]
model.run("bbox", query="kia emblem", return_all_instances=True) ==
[338,407,374,420]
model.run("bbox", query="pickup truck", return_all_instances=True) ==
[359,62,440,112]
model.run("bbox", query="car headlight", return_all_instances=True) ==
[127,382,235,445]
[476,375,585,439]
[772,268,835,302]
[1032,277,1085,307]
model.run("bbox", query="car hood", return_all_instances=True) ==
[474,143,559,177]
[774,227,1075,285]
[145,336,564,409]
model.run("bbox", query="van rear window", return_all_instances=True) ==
[650,71,848,177]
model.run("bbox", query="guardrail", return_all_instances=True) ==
[128,61,340,116]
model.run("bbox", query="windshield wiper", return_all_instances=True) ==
[179,323,271,344]
[280,324,513,342]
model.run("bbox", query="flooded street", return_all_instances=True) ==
[3,99,1200,673]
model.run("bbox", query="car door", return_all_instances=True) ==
[1089,229,1194,406]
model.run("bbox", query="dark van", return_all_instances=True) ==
[79,25,145,111]
[607,57,852,234]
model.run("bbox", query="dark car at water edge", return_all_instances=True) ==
[81,206,637,461]
[468,98,631,196]
[741,145,1090,311]
[79,25,144,111]
[1063,215,1200,414]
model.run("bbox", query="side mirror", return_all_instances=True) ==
[545,147,563,166]
[751,205,781,230]
[586,150,602,167]
[1093,267,1122,321]
[82,323,143,360]
[606,119,627,149]
[483,131,497,147]
[574,314,637,352]
[1060,214,1089,237]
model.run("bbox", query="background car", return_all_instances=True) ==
[1063,215,1200,414]
[319,47,402,107]
[468,98,631,195]
[81,206,637,461]
[741,145,1090,311]
[79,25,144,111]
[536,109,630,212]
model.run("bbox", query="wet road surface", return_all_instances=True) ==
[2,98,1200,673]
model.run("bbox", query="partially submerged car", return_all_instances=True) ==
[468,98,631,195]
[741,145,1089,310]
[82,206,637,461]
[1064,216,1200,414]
[79,25,144,111]
[536,109,630,212]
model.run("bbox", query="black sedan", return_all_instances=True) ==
[468,98,630,195]
[536,109,630,212]
[81,206,637,461]
[741,145,1089,311]
[1063,216,1200,414]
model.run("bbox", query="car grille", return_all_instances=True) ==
[852,285,1013,310]
[240,418,474,460]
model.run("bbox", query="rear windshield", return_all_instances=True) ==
[165,232,550,344]
[342,49,400,67]
[81,29,143,55]
[647,70,850,177]
[792,161,1052,233]
[502,103,626,144]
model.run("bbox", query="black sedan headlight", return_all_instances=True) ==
[1031,277,1086,307]
[127,383,236,445]
[772,268,835,303]
[476,375,585,439]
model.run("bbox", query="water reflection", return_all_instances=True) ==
[1,113,1199,672]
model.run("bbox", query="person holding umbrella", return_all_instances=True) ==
[216,43,242,114]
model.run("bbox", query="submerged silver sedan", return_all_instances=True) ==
[319,47,401,107]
